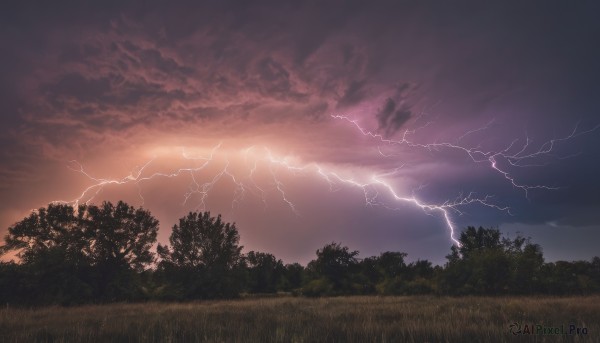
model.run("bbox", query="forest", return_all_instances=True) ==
[1,201,599,306]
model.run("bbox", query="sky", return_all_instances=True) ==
[1,1,600,265]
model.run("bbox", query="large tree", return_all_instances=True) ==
[442,226,544,295]
[305,242,360,295]
[0,201,158,304]
[245,251,284,293]
[82,201,158,271]
[1,203,84,264]
[2,201,158,269]
[157,211,244,299]
[362,251,408,295]
[81,201,159,301]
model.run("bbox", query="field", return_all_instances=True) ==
[1,296,599,342]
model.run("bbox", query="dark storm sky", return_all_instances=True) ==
[1,1,599,265]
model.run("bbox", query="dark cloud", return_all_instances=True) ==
[376,98,412,138]
[374,83,418,137]
[336,80,368,109]
[43,73,111,103]
[340,43,355,66]
[255,57,303,101]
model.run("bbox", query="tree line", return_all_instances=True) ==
[0,201,599,306]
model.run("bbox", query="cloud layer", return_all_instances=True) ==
[2,2,600,264]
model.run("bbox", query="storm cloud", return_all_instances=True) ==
[1,1,600,264]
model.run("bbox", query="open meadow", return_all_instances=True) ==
[1,295,598,342]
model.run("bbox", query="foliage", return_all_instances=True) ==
[2,204,600,306]
[279,262,305,292]
[244,251,284,293]
[156,211,244,299]
[441,226,547,295]
[0,201,158,304]
[304,242,360,295]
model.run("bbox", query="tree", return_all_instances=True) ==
[82,201,158,271]
[81,201,158,301]
[0,201,158,304]
[540,259,600,295]
[505,237,544,294]
[449,226,503,261]
[280,263,305,292]
[443,227,508,295]
[407,260,434,279]
[305,242,360,295]
[591,257,600,291]
[157,211,244,299]
[1,203,84,265]
[442,226,546,295]
[244,251,284,293]
[0,204,92,304]
[377,252,407,279]
[363,251,412,295]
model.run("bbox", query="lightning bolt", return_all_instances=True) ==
[50,115,599,248]
[329,114,599,244]
[332,115,599,197]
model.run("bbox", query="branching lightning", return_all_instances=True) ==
[332,115,599,197]
[52,115,599,247]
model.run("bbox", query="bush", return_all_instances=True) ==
[302,278,334,297]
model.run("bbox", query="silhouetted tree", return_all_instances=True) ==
[0,201,158,304]
[157,211,243,299]
[82,202,158,271]
[279,263,305,292]
[1,203,85,265]
[304,242,360,296]
[540,259,600,295]
[0,204,93,305]
[447,226,503,261]
[244,251,284,293]
[358,256,380,293]
[442,226,548,295]
[377,252,407,279]
[0,262,31,305]
[443,227,510,294]
[81,201,158,301]
[365,252,408,295]
[4,208,600,304]
[504,236,544,294]
[403,260,435,294]
[407,260,434,279]
[591,257,600,290]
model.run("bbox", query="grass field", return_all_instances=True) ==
[1,295,598,342]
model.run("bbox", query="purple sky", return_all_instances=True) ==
[1,1,600,265]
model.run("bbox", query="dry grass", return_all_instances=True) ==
[1,296,599,342]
